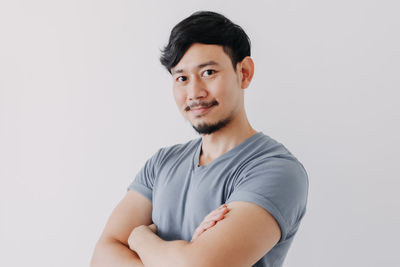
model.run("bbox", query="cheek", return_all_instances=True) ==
[214,81,242,110]
[173,88,185,107]
[213,80,235,101]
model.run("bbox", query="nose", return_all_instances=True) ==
[187,76,207,101]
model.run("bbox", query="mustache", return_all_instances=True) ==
[185,100,218,111]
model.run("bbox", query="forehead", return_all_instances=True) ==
[171,43,231,74]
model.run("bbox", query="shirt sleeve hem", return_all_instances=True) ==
[127,181,153,202]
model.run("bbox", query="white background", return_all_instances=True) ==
[1,0,399,266]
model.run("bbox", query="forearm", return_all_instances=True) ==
[132,228,190,267]
[91,237,145,267]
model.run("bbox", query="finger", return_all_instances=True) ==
[215,207,229,217]
[205,206,228,220]
[191,227,206,241]
[207,208,229,221]
[204,220,217,228]
[197,220,217,237]
[194,219,216,237]
[203,212,227,231]
[208,204,227,216]
[192,220,216,241]
[206,214,224,224]
[192,205,229,242]
[218,204,227,209]
[148,224,157,233]
[192,211,228,242]
[216,204,228,212]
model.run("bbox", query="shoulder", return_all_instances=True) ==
[245,133,308,195]
[244,132,307,174]
[229,133,309,240]
[149,138,201,167]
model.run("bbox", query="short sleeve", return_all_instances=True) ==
[226,157,309,242]
[127,148,163,202]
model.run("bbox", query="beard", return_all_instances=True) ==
[192,116,231,135]
[186,99,232,135]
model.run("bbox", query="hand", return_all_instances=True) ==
[148,223,157,234]
[128,223,158,251]
[191,204,229,242]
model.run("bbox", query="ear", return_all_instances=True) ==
[238,56,255,89]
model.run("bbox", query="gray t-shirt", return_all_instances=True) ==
[128,132,308,267]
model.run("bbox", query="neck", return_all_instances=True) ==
[199,111,257,166]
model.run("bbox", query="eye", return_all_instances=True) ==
[202,69,215,77]
[176,76,187,82]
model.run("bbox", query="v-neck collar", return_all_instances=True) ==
[192,132,263,172]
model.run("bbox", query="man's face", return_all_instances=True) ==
[171,43,244,135]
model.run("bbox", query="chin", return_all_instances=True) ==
[191,116,231,135]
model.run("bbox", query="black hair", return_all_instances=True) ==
[160,11,251,73]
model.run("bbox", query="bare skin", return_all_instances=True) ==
[128,204,230,249]
[92,44,281,267]
[172,44,256,166]
[191,204,229,241]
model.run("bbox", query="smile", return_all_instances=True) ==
[186,100,218,116]
[189,105,214,116]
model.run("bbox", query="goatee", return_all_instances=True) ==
[192,117,231,135]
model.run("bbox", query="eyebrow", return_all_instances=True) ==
[172,60,219,75]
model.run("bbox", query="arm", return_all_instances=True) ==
[130,201,281,267]
[126,204,229,267]
[90,190,153,267]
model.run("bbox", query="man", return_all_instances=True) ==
[91,11,308,267]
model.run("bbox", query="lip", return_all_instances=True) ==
[189,105,213,116]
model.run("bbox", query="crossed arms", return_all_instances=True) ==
[90,190,281,267]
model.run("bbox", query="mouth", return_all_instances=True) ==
[185,100,218,116]
[190,106,213,116]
